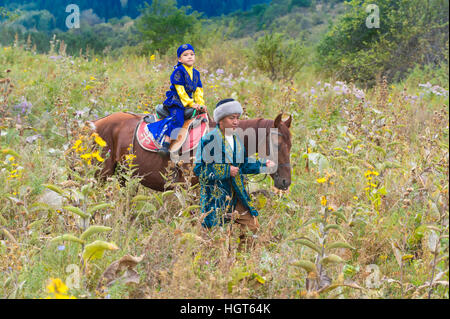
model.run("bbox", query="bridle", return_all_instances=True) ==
[246,128,291,184]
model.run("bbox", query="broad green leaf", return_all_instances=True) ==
[320,254,344,265]
[326,242,355,250]
[333,147,347,153]
[28,219,45,229]
[331,211,347,222]
[291,260,317,274]
[63,205,90,219]
[301,218,322,227]
[29,202,52,212]
[413,225,427,241]
[81,184,93,197]
[153,194,163,206]
[42,184,66,196]
[82,240,119,263]
[189,184,199,191]
[182,205,201,216]
[80,225,112,241]
[131,195,153,202]
[387,141,402,148]
[251,273,266,284]
[371,144,386,156]
[381,161,402,169]
[0,214,8,226]
[324,224,343,232]
[346,166,361,173]
[377,186,387,196]
[162,190,174,199]
[87,203,112,215]
[51,234,85,244]
[296,239,321,254]
[319,283,363,294]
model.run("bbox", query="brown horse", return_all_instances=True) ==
[91,112,292,191]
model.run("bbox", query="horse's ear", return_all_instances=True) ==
[284,114,292,128]
[274,113,283,128]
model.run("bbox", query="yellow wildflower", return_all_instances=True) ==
[150,54,156,61]
[316,177,327,184]
[47,278,68,294]
[92,133,107,147]
[320,196,327,206]
[72,139,82,150]
[80,153,92,160]
[92,151,104,162]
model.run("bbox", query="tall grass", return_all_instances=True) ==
[0,39,448,299]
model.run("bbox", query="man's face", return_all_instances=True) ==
[178,50,195,67]
[219,114,240,133]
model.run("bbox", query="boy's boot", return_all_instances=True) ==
[159,141,170,157]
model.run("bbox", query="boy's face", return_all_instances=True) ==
[178,50,195,67]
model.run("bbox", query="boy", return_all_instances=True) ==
[148,43,205,156]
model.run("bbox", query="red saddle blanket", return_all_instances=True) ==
[135,113,209,154]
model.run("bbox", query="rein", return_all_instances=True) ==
[245,127,290,186]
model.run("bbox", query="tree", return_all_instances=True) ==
[316,0,449,87]
[136,0,201,54]
[249,32,306,81]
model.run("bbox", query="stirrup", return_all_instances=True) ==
[158,145,170,157]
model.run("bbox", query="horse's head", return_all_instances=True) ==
[269,113,292,190]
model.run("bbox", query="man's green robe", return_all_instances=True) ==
[193,127,267,228]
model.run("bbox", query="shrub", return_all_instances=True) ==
[249,32,306,81]
[136,0,202,55]
[316,0,449,87]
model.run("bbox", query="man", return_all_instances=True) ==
[193,98,275,239]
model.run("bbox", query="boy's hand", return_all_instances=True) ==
[193,104,205,112]
[230,165,239,177]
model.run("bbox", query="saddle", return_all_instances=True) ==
[154,104,196,121]
[135,107,209,157]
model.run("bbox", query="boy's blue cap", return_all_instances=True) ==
[177,44,195,58]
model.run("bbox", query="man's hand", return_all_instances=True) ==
[266,159,276,168]
[230,165,239,177]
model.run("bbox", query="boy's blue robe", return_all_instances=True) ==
[193,128,267,228]
[147,64,202,144]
